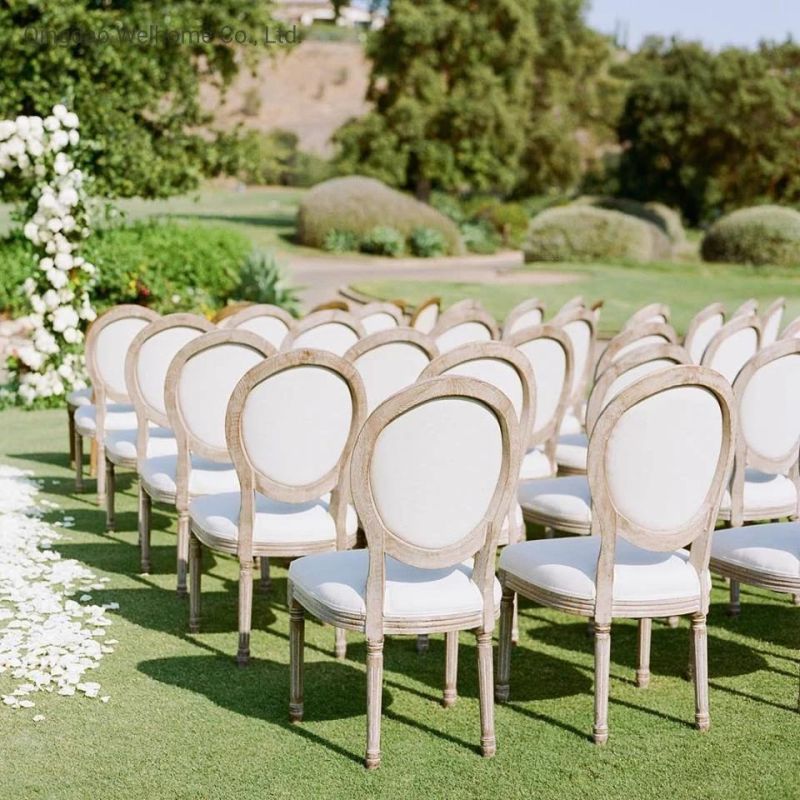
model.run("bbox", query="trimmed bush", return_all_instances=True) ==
[524,205,671,263]
[296,176,464,255]
[359,226,405,257]
[573,195,686,245]
[701,205,800,267]
[464,198,529,248]
[409,227,447,258]
[460,221,499,254]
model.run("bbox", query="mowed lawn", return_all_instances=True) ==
[0,408,798,800]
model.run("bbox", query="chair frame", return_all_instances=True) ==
[551,305,597,419]
[700,314,762,386]
[501,297,546,339]
[408,296,441,332]
[623,303,671,330]
[218,303,295,334]
[309,299,350,313]
[353,302,405,330]
[760,297,786,346]
[732,298,758,318]
[683,302,725,364]
[281,309,366,352]
[780,315,800,340]
[594,321,678,379]
[288,375,522,768]
[430,303,500,345]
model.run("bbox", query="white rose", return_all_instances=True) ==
[42,290,59,310]
[53,104,68,121]
[27,139,44,158]
[5,136,24,156]
[47,218,63,233]
[15,116,30,138]
[34,328,58,354]
[68,129,80,146]
[52,306,79,333]
[62,215,76,232]
[44,115,60,132]
[30,295,46,314]
[58,187,78,207]
[0,120,15,139]
[54,252,73,271]
[47,269,68,289]
[16,153,30,169]
[39,256,54,271]
[63,112,79,129]
[45,240,57,254]
[54,152,71,174]
[54,235,72,254]
[23,277,36,295]
[63,327,81,344]
[23,222,39,242]
[50,130,69,152]
[34,163,46,178]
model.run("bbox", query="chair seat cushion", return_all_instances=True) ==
[719,469,798,516]
[518,476,592,528]
[141,454,239,498]
[519,447,555,480]
[190,490,357,549]
[74,403,137,435]
[499,537,703,604]
[555,433,588,472]
[67,386,92,407]
[559,411,584,436]
[290,550,501,622]
[711,522,800,581]
[105,427,177,464]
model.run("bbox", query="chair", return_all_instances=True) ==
[552,306,597,437]
[430,302,499,354]
[732,298,758,318]
[781,315,800,340]
[701,313,761,385]
[498,366,735,742]
[124,314,216,588]
[354,302,405,335]
[622,302,670,330]
[761,298,786,347]
[189,349,366,663]
[684,302,725,364]
[501,298,546,339]
[282,310,365,356]
[288,376,522,768]
[409,296,440,334]
[310,299,350,313]
[345,328,438,413]
[73,305,159,499]
[594,322,677,379]
[67,385,92,468]
[507,325,573,480]
[218,303,295,349]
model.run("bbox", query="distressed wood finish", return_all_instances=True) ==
[701,314,762,386]
[354,301,405,331]
[345,327,438,365]
[781,315,800,340]
[501,297,546,339]
[550,305,598,420]
[217,303,295,339]
[309,299,350,312]
[683,302,726,364]
[623,302,671,331]
[760,297,786,346]
[281,309,366,352]
[409,296,441,333]
[732,298,759,318]
[430,302,500,350]
[594,322,678,379]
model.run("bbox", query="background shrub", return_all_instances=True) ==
[359,226,405,257]
[701,205,800,267]
[323,229,360,253]
[464,198,529,248]
[524,205,671,263]
[572,195,686,245]
[0,232,36,315]
[459,221,499,254]
[296,176,464,255]
[234,251,301,314]
[409,227,447,258]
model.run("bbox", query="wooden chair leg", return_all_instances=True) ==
[289,599,305,722]
[176,511,190,597]
[74,427,84,491]
[89,438,98,478]
[416,634,429,653]
[67,405,76,467]
[334,626,347,660]
[691,613,710,731]
[511,593,519,645]
[495,586,514,703]
[138,485,152,573]
[443,630,458,708]
[476,630,496,757]
[105,458,116,532]
[188,533,202,633]
[259,557,272,594]
[94,441,104,503]
[365,638,384,769]
[593,622,611,744]
[636,618,652,688]
[237,559,253,665]
[728,579,741,617]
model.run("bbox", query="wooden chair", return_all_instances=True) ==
[622,302,671,331]
[345,328,438,413]
[552,305,597,436]
[287,376,522,768]
[498,365,736,742]
[189,349,366,663]
[781,315,800,340]
[310,299,350,313]
[409,296,440,334]
[67,385,92,468]
[218,303,295,349]
[732,298,758,318]
[701,313,761,385]
[684,302,725,364]
[761,298,786,347]
[354,302,405,335]
[594,322,678,379]
[506,325,574,481]
[501,298,546,339]
[430,303,499,354]
[73,305,159,499]
[282,310,365,356]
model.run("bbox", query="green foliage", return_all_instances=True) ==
[360,226,405,257]
[408,227,447,258]
[701,205,800,268]
[573,196,686,244]
[234,251,301,313]
[323,229,360,253]
[0,232,36,315]
[465,198,529,248]
[296,176,463,254]
[459,221,500,254]
[524,205,671,263]
[0,1,277,201]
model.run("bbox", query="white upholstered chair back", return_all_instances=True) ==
[594,322,678,379]
[760,298,785,347]
[355,302,405,335]
[781,315,800,340]
[732,298,758,319]
[409,297,440,334]
[218,304,294,349]
[552,306,596,411]
[623,303,670,330]
[684,302,725,364]
[502,298,546,339]
[701,315,761,385]
[431,303,499,354]
[282,310,365,356]
[345,329,438,414]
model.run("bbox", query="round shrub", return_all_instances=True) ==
[409,226,447,258]
[573,195,685,245]
[297,176,464,255]
[524,205,671,263]
[701,205,800,267]
[359,226,405,257]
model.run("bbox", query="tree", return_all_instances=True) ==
[0,1,276,199]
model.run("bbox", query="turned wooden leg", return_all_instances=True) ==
[138,485,151,574]
[691,613,710,731]
[105,458,116,532]
[544,526,555,539]
[636,618,652,688]
[728,579,741,617]
[495,586,514,703]
[237,559,253,665]
[476,630,496,757]
[593,622,611,744]
[188,533,202,633]
[334,626,347,660]
[416,634,429,653]
[95,442,105,505]
[68,406,76,468]
[511,593,520,646]
[259,557,271,594]
[89,438,98,478]
[365,638,384,770]
[176,511,189,597]
[289,599,305,722]
[443,630,459,708]
[74,427,84,491]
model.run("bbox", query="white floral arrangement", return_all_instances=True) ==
[0,105,96,405]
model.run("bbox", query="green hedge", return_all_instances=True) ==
[701,205,800,267]
[524,205,671,263]
[0,232,37,316]
[296,176,464,255]
[572,196,686,245]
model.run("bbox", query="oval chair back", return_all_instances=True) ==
[683,302,725,365]
[701,314,762,385]
[623,302,671,331]
[781,315,800,340]
[552,305,597,417]
[760,298,785,347]
[355,302,405,335]
[218,304,295,350]
[732,298,758,319]
[431,303,499,355]
[282,310,366,356]
[502,298,546,339]
[594,322,677,379]
[409,296,440,334]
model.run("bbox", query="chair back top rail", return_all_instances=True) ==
[701,314,762,386]
[218,304,295,350]
[502,297,546,339]
[431,303,500,354]
[594,321,678,380]
[354,302,405,335]
[683,302,725,365]
[282,310,366,356]
[409,296,441,334]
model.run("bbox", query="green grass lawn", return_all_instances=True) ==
[1,408,798,799]
[353,260,800,336]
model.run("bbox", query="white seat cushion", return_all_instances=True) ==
[519,447,555,480]
[67,386,92,407]
[559,411,583,436]
[141,454,239,498]
[555,433,588,472]
[499,536,703,603]
[105,427,177,464]
[190,490,357,548]
[518,475,592,527]
[290,549,502,622]
[719,469,798,516]
[74,403,137,435]
[711,522,800,581]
